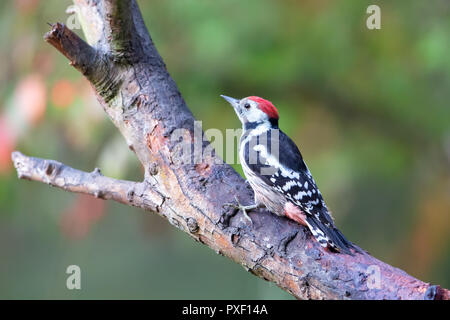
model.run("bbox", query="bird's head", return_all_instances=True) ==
[221,95,279,129]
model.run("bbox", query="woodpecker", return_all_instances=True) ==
[221,95,360,254]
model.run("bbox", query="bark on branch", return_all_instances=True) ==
[12,0,449,300]
[11,151,163,212]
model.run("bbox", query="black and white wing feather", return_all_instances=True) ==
[245,128,358,254]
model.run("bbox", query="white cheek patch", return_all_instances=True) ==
[246,107,268,123]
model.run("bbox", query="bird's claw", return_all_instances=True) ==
[223,196,255,225]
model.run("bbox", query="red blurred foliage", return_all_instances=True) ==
[0,117,16,173]
[32,52,54,76]
[15,74,47,125]
[401,180,450,277]
[51,79,76,109]
[60,194,107,240]
[14,0,40,14]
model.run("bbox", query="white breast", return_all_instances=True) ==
[239,132,286,216]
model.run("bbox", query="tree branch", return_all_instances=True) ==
[13,0,448,300]
[11,151,163,212]
[44,22,98,76]
[102,0,136,59]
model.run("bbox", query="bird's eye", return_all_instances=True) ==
[244,103,251,109]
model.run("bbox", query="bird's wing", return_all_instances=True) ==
[244,129,357,253]
[244,129,331,220]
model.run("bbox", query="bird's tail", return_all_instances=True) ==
[305,216,362,255]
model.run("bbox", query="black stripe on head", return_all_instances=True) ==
[269,118,278,128]
[244,121,260,130]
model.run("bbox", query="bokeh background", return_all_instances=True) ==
[0,0,449,299]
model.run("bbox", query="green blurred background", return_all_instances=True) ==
[0,0,449,299]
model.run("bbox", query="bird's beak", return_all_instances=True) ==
[220,95,240,110]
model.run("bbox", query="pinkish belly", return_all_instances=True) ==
[284,202,307,226]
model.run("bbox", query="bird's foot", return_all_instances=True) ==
[223,196,259,224]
